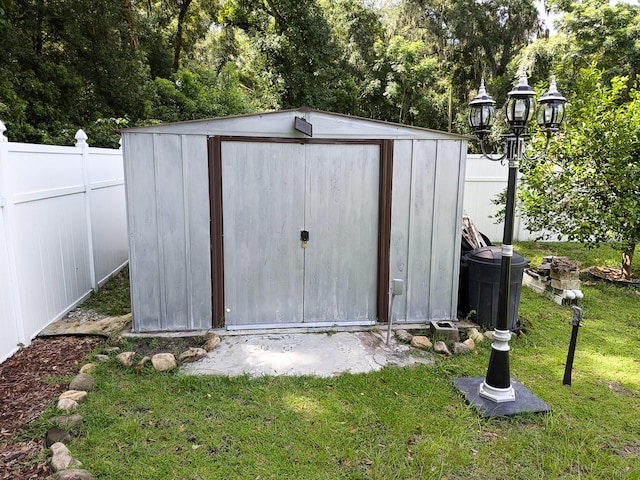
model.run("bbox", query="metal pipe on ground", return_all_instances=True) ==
[386,279,404,345]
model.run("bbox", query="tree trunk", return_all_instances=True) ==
[173,0,193,72]
[622,242,635,280]
[124,0,139,50]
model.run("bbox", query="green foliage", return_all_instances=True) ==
[517,67,640,275]
[150,65,256,123]
[85,118,130,149]
[519,0,640,97]
[408,0,540,103]
[557,0,640,89]
[365,35,448,128]
[220,0,355,111]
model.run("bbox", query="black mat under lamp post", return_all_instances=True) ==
[456,68,566,417]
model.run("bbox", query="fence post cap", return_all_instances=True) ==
[0,120,7,142]
[75,129,88,147]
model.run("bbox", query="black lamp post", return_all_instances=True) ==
[457,68,566,415]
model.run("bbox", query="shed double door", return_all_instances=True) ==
[221,140,380,327]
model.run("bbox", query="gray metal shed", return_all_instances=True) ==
[121,108,468,332]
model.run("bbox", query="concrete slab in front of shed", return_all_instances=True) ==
[181,331,432,377]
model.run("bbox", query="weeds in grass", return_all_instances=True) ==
[82,267,130,316]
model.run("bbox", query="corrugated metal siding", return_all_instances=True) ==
[125,133,162,331]
[222,141,306,326]
[389,140,465,323]
[123,109,466,141]
[221,141,380,327]
[125,133,211,332]
[429,140,465,319]
[406,140,437,321]
[303,143,379,323]
[182,135,212,328]
[388,140,413,321]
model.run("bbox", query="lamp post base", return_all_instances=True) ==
[455,377,551,418]
[479,381,516,403]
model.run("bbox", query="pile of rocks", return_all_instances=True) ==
[91,333,221,372]
[43,333,221,479]
[394,327,488,356]
[46,369,95,479]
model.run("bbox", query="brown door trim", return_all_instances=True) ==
[208,136,393,327]
[377,139,394,323]
[208,137,225,328]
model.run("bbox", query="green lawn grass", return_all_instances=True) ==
[50,244,639,479]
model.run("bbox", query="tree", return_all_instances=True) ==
[150,65,256,122]
[518,67,640,279]
[555,0,640,90]
[0,0,156,144]
[406,0,540,103]
[320,0,384,116]
[366,35,448,128]
[218,0,357,111]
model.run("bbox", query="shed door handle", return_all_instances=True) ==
[300,230,309,242]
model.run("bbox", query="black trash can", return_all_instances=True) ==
[466,246,529,331]
[458,233,492,317]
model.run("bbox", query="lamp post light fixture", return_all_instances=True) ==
[456,67,566,417]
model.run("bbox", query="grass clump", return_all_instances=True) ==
[63,243,639,479]
[82,267,131,316]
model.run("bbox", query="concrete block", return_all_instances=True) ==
[429,321,459,344]
[551,278,581,290]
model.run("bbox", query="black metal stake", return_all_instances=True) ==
[563,306,583,386]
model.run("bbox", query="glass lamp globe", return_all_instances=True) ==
[468,79,496,136]
[537,75,567,132]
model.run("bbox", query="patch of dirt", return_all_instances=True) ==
[0,336,103,480]
[39,313,132,337]
[588,266,639,286]
[596,379,638,398]
[617,441,640,458]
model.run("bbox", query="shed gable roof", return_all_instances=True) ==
[121,108,469,141]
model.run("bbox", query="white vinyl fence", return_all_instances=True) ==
[0,122,128,363]
[463,153,550,243]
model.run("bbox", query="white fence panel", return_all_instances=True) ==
[463,154,549,242]
[0,123,127,363]
[88,147,129,285]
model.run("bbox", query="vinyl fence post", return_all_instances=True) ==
[0,121,27,348]
[76,129,97,291]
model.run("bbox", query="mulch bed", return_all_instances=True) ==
[0,336,104,480]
